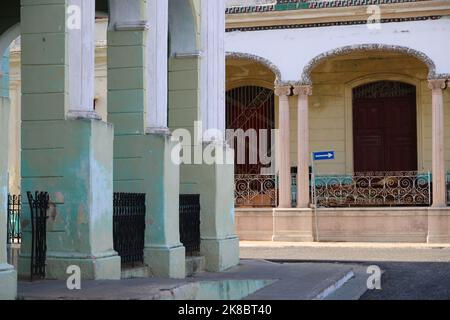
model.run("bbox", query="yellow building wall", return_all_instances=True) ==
[227,52,450,176]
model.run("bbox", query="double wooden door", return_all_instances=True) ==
[353,81,417,173]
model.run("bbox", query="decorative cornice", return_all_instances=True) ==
[115,21,149,31]
[300,44,439,85]
[226,15,443,32]
[173,52,203,59]
[226,0,429,14]
[226,51,282,83]
[66,110,102,121]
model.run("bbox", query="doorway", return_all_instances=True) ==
[353,81,418,172]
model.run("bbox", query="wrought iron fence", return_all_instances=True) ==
[234,174,277,207]
[179,195,201,256]
[312,171,432,208]
[27,191,49,281]
[113,193,146,266]
[7,194,21,245]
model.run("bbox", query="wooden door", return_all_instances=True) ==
[353,81,417,173]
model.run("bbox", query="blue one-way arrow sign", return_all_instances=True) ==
[313,151,335,161]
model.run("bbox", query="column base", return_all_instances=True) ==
[144,245,186,279]
[0,264,17,300]
[19,252,121,280]
[427,208,450,244]
[201,236,240,272]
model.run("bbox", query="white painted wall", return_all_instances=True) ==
[226,18,450,82]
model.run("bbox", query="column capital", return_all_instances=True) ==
[274,85,292,97]
[293,85,313,97]
[428,79,447,91]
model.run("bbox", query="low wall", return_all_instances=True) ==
[235,207,450,243]
[235,208,274,241]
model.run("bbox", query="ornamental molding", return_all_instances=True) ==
[293,84,313,96]
[226,51,282,83]
[115,21,149,31]
[428,79,448,91]
[300,44,440,85]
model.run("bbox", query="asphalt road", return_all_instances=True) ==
[361,262,450,300]
[241,242,450,300]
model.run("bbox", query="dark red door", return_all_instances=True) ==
[353,81,417,172]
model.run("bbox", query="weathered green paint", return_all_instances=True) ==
[108,27,185,278]
[19,120,120,280]
[19,0,119,280]
[0,50,9,97]
[0,97,17,300]
[169,57,201,136]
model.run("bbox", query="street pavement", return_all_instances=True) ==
[241,241,450,300]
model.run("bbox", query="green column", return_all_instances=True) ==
[108,27,185,279]
[19,0,119,280]
[169,56,240,272]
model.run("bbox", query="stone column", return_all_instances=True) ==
[0,95,17,299]
[66,0,101,120]
[293,85,312,208]
[194,0,239,272]
[19,0,119,280]
[108,0,185,278]
[429,79,448,207]
[274,85,292,208]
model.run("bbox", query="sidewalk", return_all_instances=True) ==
[18,260,361,300]
[240,241,450,262]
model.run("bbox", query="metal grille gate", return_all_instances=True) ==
[179,195,201,256]
[113,193,146,266]
[27,191,49,281]
[7,195,22,245]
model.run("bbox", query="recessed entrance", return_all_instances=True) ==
[353,81,418,172]
[226,85,275,175]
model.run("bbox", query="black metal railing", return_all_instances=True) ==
[113,193,146,266]
[179,195,201,256]
[7,194,22,245]
[312,171,431,208]
[234,174,277,208]
[27,191,49,281]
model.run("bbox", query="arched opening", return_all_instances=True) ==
[353,80,417,173]
[226,85,275,175]
[226,57,278,207]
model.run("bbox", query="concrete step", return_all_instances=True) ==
[121,266,151,279]
[185,256,205,277]
[324,265,372,300]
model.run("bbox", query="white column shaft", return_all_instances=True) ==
[146,0,169,132]
[294,85,312,208]
[200,0,226,140]
[67,0,98,119]
[429,79,447,207]
[275,86,292,208]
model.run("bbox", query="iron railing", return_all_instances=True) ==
[7,194,21,245]
[113,193,146,266]
[27,191,49,281]
[234,174,277,207]
[179,195,201,256]
[312,171,432,208]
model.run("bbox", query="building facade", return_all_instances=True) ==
[0,0,239,300]
[226,0,450,243]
